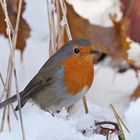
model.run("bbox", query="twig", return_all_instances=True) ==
[14,69,26,140]
[0,73,6,101]
[11,104,18,120]
[7,105,11,131]
[55,0,64,50]
[59,0,72,40]
[0,57,13,132]
[82,96,89,114]
[80,120,120,139]
[13,0,23,50]
[47,0,57,55]
[110,104,129,133]
[0,0,24,137]
[110,104,129,140]
[0,0,16,131]
[95,121,120,136]
[0,107,6,132]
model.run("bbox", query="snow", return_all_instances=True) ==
[126,99,140,140]
[0,102,118,140]
[66,0,122,26]
[47,1,56,14]
[127,39,140,67]
[0,0,140,140]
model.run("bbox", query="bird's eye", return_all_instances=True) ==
[73,48,80,54]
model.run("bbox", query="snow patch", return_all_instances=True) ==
[127,39,140,67]
[67,0,122,26]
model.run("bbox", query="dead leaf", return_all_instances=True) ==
[121,0,140,43]
[0,0,30,52]
[131,84,140,98]
[64,2,130,62]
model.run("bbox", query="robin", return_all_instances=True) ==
[0,39,99,112]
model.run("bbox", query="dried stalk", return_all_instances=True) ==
[7,105,11,131]
[0,53,13,132]
[0,107,6,132]
[82,96,89,114]
[55,0,64,49]
[0,0,17,131]
[110,104,129,140]
[14,69,26,140]
[0,0,25,138]
[11,104,18,120]
[47,0,57,55]
[0,73,6,101]
[59,0,72,40]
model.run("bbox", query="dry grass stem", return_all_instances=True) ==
[47,0,57,55]
[0,107,6,132]
[0,73,6,101]
[7,105,11,131]
[14,69,26,140]
[82,96,89,114]
[0,0,25,138]
[59,0,72,40]
[110,104,129,140]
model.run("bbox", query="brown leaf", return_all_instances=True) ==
[64,2,130,62]
[0,0,30,52]
[121,0,140,43]
[131,84,140,98]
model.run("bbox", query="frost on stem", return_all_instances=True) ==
[60,16,66,27]
[47,0,55,14]
[1,0,11,36]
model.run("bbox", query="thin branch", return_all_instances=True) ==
[0,0,24,135]
[14,69,26,140]
[110,104,129,140]
[110,104,129,133]
[7,105,11,131]
[0,107,6,132]
[0,73,6,101]
[13,0,23,50]
[47,0,57,55]
[82,96,89,114]
[59,0,72,40]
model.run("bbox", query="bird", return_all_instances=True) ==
[0,39,99,112]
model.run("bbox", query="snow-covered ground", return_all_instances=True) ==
[0,0,140,139]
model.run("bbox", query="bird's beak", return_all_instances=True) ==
[90,49,100,55]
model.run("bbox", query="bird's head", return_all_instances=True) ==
[54,39,99,63]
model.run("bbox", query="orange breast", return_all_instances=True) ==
[60,55,94,95]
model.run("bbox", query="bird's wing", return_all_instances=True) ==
[15,60,62,110]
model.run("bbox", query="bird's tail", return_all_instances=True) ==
[0,95,17,109]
